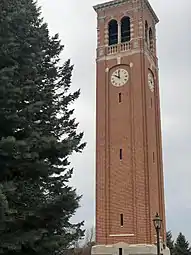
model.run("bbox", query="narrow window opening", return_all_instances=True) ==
[119,93,122,103]
[149,27,154,52]
[121,16,131,43]
[120,214,124,226]
[120,149,123,160]
[153,152,155,163]
[145,21,148,43]
[119,248,123,255]
[108,20,118,46]
[151,98,152,108]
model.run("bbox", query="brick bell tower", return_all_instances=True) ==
[92,1,170,255]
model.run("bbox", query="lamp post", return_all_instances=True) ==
[153,213,162,255]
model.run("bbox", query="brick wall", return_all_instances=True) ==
[95,0,166,246]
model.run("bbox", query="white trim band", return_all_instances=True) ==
[109,234,135,237]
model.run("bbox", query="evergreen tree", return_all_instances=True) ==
[174,233,191,255]
[0,0,86,254]
[166,231,174,255]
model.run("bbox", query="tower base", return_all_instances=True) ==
[91,243,170,255]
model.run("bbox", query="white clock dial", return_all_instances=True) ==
[148,72,154,92]
[111,68,129,87]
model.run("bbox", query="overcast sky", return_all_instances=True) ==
[38,0,191,241]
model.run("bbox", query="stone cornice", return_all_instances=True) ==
[93,0,159,24]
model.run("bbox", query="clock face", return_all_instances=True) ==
[148,72,154,92]
[111,68,129,87]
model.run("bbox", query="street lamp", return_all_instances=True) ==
[153,213,162,255]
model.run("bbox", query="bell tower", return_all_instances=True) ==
[93,0,169,253]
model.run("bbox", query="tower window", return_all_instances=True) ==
[145,21,148,43]
[121,16,131,43]
[149,27,154,52]
[151,98,153,108]
[108,19,118,46]
[153,152,155,163]
[120,149,123,160]
[119,248,122,255]
[120,214,124,226]
[119,93,122,103]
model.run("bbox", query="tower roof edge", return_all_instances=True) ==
[93,0,159,24]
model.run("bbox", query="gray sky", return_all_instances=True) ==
[38,0,191,242]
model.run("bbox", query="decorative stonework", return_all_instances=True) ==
[97,29,100,47]
[93,0,159,24]
[130,62,133,68]
[130,27,134,33]
[98,47,105,57]
[121,11,133,17]
[98,16,106,21]
[97,48,138,62]
[138,21,143,36]
[94,0,128,11]
[117,56,121,64]
[120,14,133,21]
[145,50,158,70]
[97,49,158,72]
[150,64,153,72]
[109,233,135,237]
[133,40,139,48]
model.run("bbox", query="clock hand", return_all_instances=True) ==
[118,70,121,78]
[114,75,120,78]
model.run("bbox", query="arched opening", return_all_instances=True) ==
[149,27,154,51]
[121,16,131,43]
[108,19,118,46]
[145,21,148,43]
